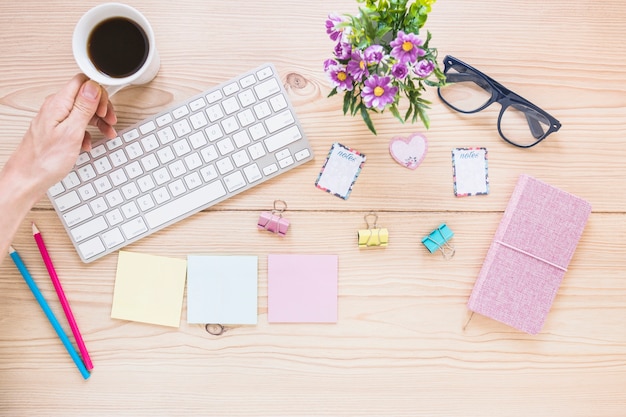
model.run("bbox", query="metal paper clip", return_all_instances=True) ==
[421,223,455,259]
[258,200,290,236]
[357,212,389,247]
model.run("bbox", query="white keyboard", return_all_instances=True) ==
[47,63,314,263]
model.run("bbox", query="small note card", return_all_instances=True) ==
[315,142,366,200]
[111,251,187,328]
[268,254,338,323]
[187,255,258,325]
[452,147,489,197]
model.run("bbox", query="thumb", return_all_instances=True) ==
[66,80,102,128]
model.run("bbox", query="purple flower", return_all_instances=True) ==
[346,50,369,81]
[361,75,398,110]
[328,65,354,92]
[415,60,435,78]
[323,59,338,71]
[333,40,352,60]
[391,63,409,80]
[364,45,385,64]
[390,31,425,64]
[325,14,344,41]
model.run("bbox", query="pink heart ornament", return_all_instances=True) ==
[389,133,428,170]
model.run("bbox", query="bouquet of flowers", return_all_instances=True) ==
[324,0,445,135]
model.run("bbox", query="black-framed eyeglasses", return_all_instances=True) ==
[437,55,562,148]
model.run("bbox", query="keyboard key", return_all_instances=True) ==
[248,143,266,160]
[137,195,155,211]
[102,228,124,249]
[121,217,148,240]
[254,78,280,99]
[156,113,173,127]
[109,169,128,186]
[123,129,140,142]
[200,165,218,182]
[78,183,97,201]
[222,97,240,114]
[189,131,208,149]
[240,74,256,87]
[173,119,192,137]
[62,172,81,189]
[270,94,288,112]
[206,90,223,104]
[139,121,156,134]
[190,112,208,129]
[264,125,302,152]
[106,209,123,226]
[295,149,311,161]
[173,105,189,119]
[144,181,227,229]
[94,157,113,174]
[223,82,240,96]
[217,138,235,155]
[49,182,65,197]
[157,126,176,144]
[189,97,206,112]
[243,164,262,183]
[201,145,219,163]
[249,123,267,140]
[106,136,124,151]
[223,171,246,192]
[63,204,93,227]
[256,66,273,80]
[263,163,278,176]
[121,201,140,219]
[141,134,159,152]
[71,216,107,242]
[75,153,90,167]
[90,145,107,159]
[78,237,105,260]
[110,150,128,167]
[232,150,250,167]
[78,164,97,182]
[90,197,108,215]
[55,191,81,211]
[265,110,295,133]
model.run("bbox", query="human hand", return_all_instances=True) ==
[8,73,117,198]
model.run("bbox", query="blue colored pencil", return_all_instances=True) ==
[8,246,90,380]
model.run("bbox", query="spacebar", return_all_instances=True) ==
[144,181,227,229]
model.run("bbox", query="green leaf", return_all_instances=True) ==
[360,104,377,135]
[328,87,338,98]
[342,91,352,115]
[389,104,404,123]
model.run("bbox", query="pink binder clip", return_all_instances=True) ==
[258,200,290,236]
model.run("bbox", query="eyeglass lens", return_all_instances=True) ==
[439,63,552,147]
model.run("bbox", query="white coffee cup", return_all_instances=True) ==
[72,3,160,96]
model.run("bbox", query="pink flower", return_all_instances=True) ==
[415,60,435,77]
[391,63,409,80]
[333,40,352,60]
[328,65,354,92]
[325,14,344,41]
[361,75,398,110]
[390,31,425,64]
[346,51,369,81]
[364,45,385,64]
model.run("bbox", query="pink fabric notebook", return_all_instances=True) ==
[467,174,592,334]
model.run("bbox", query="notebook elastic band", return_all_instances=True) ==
[495,240,568,272]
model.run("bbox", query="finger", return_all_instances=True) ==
[93,116,118,139]
[65,80,102,130]
[81,131,93,151]
[41,74,90,124]
[101,100,118,126]
[96,87,110,119]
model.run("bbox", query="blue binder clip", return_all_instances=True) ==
[422,223,455,259]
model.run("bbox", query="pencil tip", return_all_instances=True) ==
[32,222,39,234]
[8,245,15,254]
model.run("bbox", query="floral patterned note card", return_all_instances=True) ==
[452,147,489,197]
[315,142,366,200]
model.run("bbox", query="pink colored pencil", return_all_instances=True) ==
[32,223,93,371]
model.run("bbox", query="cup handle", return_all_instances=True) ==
[105,84,128,97]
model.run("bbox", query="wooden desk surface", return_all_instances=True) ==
[1,1,625,415]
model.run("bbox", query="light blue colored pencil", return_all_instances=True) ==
[8,246,90,380]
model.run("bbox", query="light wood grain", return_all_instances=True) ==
[1,1,625,416]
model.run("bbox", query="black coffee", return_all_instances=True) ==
[87,17,149,78]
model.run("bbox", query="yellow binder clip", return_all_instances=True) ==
[358,212,389,248]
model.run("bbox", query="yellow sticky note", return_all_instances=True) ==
[111,251,187,328]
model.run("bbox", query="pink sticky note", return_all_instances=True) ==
[268,254,338,323]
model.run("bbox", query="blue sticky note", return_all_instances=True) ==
[187,256,258,325]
